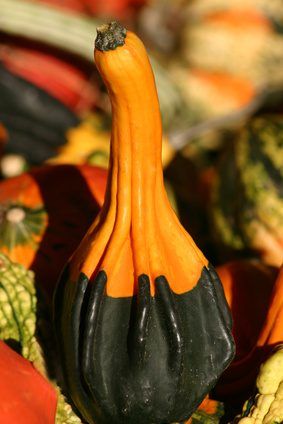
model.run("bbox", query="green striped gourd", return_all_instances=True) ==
[211,115,283,266]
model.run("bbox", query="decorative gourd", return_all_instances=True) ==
[0,164,107,297]
[48,117,111,167]
[186,0,283,23]
[170,68,255,119]
[49,115,175,169]
[211,115,283,267]
[215,262,283,402]
[183,6,283,88]
[235,345,283,423]
[186,397,225,423]
[0,340,57,423]
[140,0,282,123]
[216,261,278,362]
[0,251,224,424]
[0,253,86,422]
[0,45,98,113]
[0,65,78,164]
[54,22,234,424]
[0,0,190,132]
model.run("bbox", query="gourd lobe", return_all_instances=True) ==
[54,22,235,424]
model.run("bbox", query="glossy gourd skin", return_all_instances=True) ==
[0,340,57,423]
[215,261,283,403]
[217,261,277,362]
[54,22,234,424]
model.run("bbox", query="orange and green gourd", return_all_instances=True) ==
[183,5,283,88]
[186,397,225,424]
[0,164,107,298]
[54,22,234,424]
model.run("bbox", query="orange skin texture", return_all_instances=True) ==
[0,245,42,270]
[70,30,208,297]
[0,164,106,209]
[0,341,57,423]
[215,260,282,401]
[205,9,272,32]
[0,172,44,208]
[184,396,220,423]
[0,164,107,297]
[191,69,255,108]
[198,397,219,415]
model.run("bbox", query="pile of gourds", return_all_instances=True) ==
[139,0,283,122]
[1,1,283,423]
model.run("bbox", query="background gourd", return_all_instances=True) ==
[235,345,283,423]
[0,164,106,297]
[211,115,283,267]
[0,340,57,423]
[214,261,283,404]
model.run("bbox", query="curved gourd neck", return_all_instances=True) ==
[95,27,164,210]
[94,24,166,289]
[71,22,207,297]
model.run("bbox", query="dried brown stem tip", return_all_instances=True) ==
[95,21,127,52]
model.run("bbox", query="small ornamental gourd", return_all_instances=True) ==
[0,340,57,423]
[0,164,107,297]
[54,22,234,424]
[235,345,283,424]
[211,115,283,267]
[216,260,278,362]
[0,254,83,423]
[0,64,78,164]
[183,5,283,88]
[215,263,283,402]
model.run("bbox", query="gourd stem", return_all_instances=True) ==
[95,21,126,52]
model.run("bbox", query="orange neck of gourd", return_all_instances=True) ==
[71,24,208,297]
[94,30,167,286]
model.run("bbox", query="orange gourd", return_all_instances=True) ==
[54,22,234,424]
[190,69,255,110]
[0,164,107,297]
[215,260,283,402]
[205,9,272,32]
[0,340,57,423]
